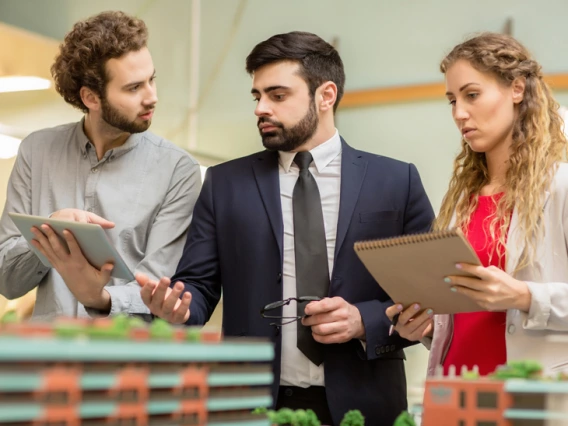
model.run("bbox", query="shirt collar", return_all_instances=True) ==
[76,117,143,158]
[278,129,341,173]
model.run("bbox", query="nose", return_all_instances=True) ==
[453,101,469,122]
[143,84,158,107]
[254,98,271,118]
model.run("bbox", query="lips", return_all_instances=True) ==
[258,120,281,132]
[461,127,476,138]
[139,110,154,120]
[259,125,278,132]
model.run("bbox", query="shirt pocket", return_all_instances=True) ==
[359,210,401,223]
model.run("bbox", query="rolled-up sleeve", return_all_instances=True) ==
[0,136,50,300]
[521,183,568,331]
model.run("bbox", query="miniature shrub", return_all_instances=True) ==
[340,410,365,426]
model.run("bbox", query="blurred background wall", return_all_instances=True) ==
[2,0,568,406]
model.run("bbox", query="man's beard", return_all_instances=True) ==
[101,97,152,134]
[259,99,318,152]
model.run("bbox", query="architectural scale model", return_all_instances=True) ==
[0,312,274,426]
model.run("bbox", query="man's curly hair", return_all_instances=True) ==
[51,11,148,113]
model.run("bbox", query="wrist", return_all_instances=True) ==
[351,305,366,340]
[515,280,531,312]
[82,289,112,314]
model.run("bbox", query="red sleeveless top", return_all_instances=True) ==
[443,194,508,375]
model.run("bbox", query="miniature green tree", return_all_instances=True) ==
[127,315,146,329]
[186,327,201,342]
[273,408,295,424]
[87,315,129,340]
[0,310,18,325]
[54,322,85,338]
[392,411,416,426]
[340,410,364,426]
[252,407,321,426]
[149,318,174,340]
[462,369,480,380]
[492,360,543,380]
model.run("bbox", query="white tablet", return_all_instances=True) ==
[8,212,135,281]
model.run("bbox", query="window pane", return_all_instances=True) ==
[460,390,466,408]
[477,391,498,408]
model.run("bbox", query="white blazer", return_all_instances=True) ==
[427,162,568,376]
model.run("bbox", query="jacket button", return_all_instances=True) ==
[375,347,381,356]
[277,272,282,283]
[507,324,516,334]
[284,388,293,397]
[390,345,396,352]
[385,346,390,353]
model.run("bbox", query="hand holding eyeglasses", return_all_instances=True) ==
[260,296,323,326]
[301,297,365,344]
[136,273,192,324]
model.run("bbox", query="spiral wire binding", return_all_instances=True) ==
[354,228,462,251]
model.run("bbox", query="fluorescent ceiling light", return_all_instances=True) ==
[0,76,51,93]
[0,134,21,159]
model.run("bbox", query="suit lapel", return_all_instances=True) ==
[335,139,368,259]
[252,150,283,260]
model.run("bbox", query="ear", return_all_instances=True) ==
[317,81,338,113]
[80,86,102,112]
[512,76,526,104]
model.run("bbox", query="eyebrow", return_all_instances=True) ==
[122,70,156,89]
[445,82,480,96]
[251,85,290,95]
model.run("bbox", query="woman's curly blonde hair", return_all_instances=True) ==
[435,33,567,270]
[51,11,148,113]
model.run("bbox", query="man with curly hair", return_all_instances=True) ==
[0,11,201,320]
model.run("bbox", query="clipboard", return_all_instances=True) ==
[354,228,484,314]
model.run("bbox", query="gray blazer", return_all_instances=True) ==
[427,162,568,376]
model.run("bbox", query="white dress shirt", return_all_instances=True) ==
[279,130,342,387]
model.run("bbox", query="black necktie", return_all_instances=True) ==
[293,151,329,366]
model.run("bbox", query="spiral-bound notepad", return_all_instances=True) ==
[354,228,484,314]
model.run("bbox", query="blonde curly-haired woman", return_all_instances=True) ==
[387,32,568,377]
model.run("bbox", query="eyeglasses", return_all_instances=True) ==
[260,296,322,327]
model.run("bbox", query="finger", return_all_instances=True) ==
[161,282,184,318]
[402,309,434,335]
[386,304,403,321]
[41,224,69,256]
[455,263,492,280]
[446,275,485,291]
[302,311,338,326]
[171,291,192,324]
[86,213,115,229]
[135,273,150,287]
[407,319,434,341]
[398,303,422,326]
[99,263,114,284]
[451,285,483,302]
[313,331,348,344]
[304,297,342,316]
[62,230,83,259]
[140,281,157,308]
[311,321,343,336]
[31,226,58,261]
[30,237,53,262]
[149,277,171,314]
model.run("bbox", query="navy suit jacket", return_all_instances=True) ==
[172,139,435,426]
